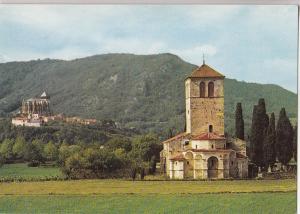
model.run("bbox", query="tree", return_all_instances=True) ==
[58,144,81,166]
[263,113,276,168]
[63,152,88,179]
[43,141,58,161]
[235,102,244,140]
[24,139,45,163]
[275,108,293,166]
[106,137,132,152]
[131,134,161,162]
[149,155,157,174]
[12,136,26,159]
[167,128,174,139]
[250,99,269,167]
[293,124,297,161]
[0,154,4,167]
[0,138,14,161]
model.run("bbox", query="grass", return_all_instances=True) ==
[0,164,296,213]
[0,192,296,214]
[0,163,62,179]
[0,179,296,195]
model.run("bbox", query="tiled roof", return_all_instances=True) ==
[170,154,185,161]
[188,64,225,78]
[191,132,225,140]
[190,149,232,153]
[162,132,190,144]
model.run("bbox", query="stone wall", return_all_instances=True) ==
[185,77,224,135]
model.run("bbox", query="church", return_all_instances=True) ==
[160,62,248,179]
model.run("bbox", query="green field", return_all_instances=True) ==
[0,179,296,195]
[0,163,62,179]
[0,192,296,214]
[0,164,296,213]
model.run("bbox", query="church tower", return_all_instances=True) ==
[185,63,225,136]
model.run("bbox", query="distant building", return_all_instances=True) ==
[12,91,51,127]
[160,63,248,179]
[21,91,51,116]
[12,92,97,127]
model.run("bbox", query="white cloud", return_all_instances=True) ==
[0,5,297,92]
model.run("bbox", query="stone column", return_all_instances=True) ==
[202,159,208,179]
[170,161,174,179]
[218,158,224,179]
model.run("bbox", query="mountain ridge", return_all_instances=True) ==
[0,53,297,137]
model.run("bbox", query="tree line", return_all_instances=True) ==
[0,118,162,180]
[0,134,162,180]
[235,99,297,171]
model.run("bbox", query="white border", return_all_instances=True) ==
[0,0,299,212]
[0,0,299,4]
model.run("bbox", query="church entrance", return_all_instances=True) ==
[207,156,218,178]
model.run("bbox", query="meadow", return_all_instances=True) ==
[0,192,296,214]
[0,163,62,180]
[0,164,296,213]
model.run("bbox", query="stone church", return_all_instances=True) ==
[160,63,248,179]
[21,91,51,116]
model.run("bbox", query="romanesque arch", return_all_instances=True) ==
[207,156,218,178]
[200,81,205,98]
[208,81,214,97]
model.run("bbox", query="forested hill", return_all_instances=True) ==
[0,53,297,137]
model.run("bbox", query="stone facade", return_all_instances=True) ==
[160,63,248,179]
[12,92,51,127]
[21,92,51,116]
[185,76,224,135]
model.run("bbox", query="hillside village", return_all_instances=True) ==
[12,92,97,127]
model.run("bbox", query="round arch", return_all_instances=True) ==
[207,156,218,178]
[208,81,214,97]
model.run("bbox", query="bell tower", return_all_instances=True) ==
[185,63,225,136]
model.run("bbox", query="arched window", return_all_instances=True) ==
[209,125,213,133]
[208,81,214,97]
[200,82,205,97]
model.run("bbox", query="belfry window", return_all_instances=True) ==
[209,125,213,133]
[208,81,214,97]
[200,82,205,97]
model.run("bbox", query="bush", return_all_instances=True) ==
[27,160,40,167]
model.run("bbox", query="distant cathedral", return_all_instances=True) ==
[160,62,248,179]
[21,91,51,116]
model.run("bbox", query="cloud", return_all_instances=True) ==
[0,5,297,92]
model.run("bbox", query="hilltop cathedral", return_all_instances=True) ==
[160,62,248,179]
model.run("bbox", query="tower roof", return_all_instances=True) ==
[187,64,225,79]
[40,91,49,99]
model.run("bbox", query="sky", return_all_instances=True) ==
[0,5,298,92]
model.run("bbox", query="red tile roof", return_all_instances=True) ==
[162,132,190,144]
[188,64,225,79]
[191,132,225,140]
[190,149,232,153]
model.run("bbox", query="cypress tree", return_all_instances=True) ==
[235,102,244,140]
[250,105,259,164]
[263,113,276,168]
[250,99,269,167]
[275,108,293,165]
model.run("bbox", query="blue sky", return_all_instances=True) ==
[0,5,298,92]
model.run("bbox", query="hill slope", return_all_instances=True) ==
[0,53,297,137]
